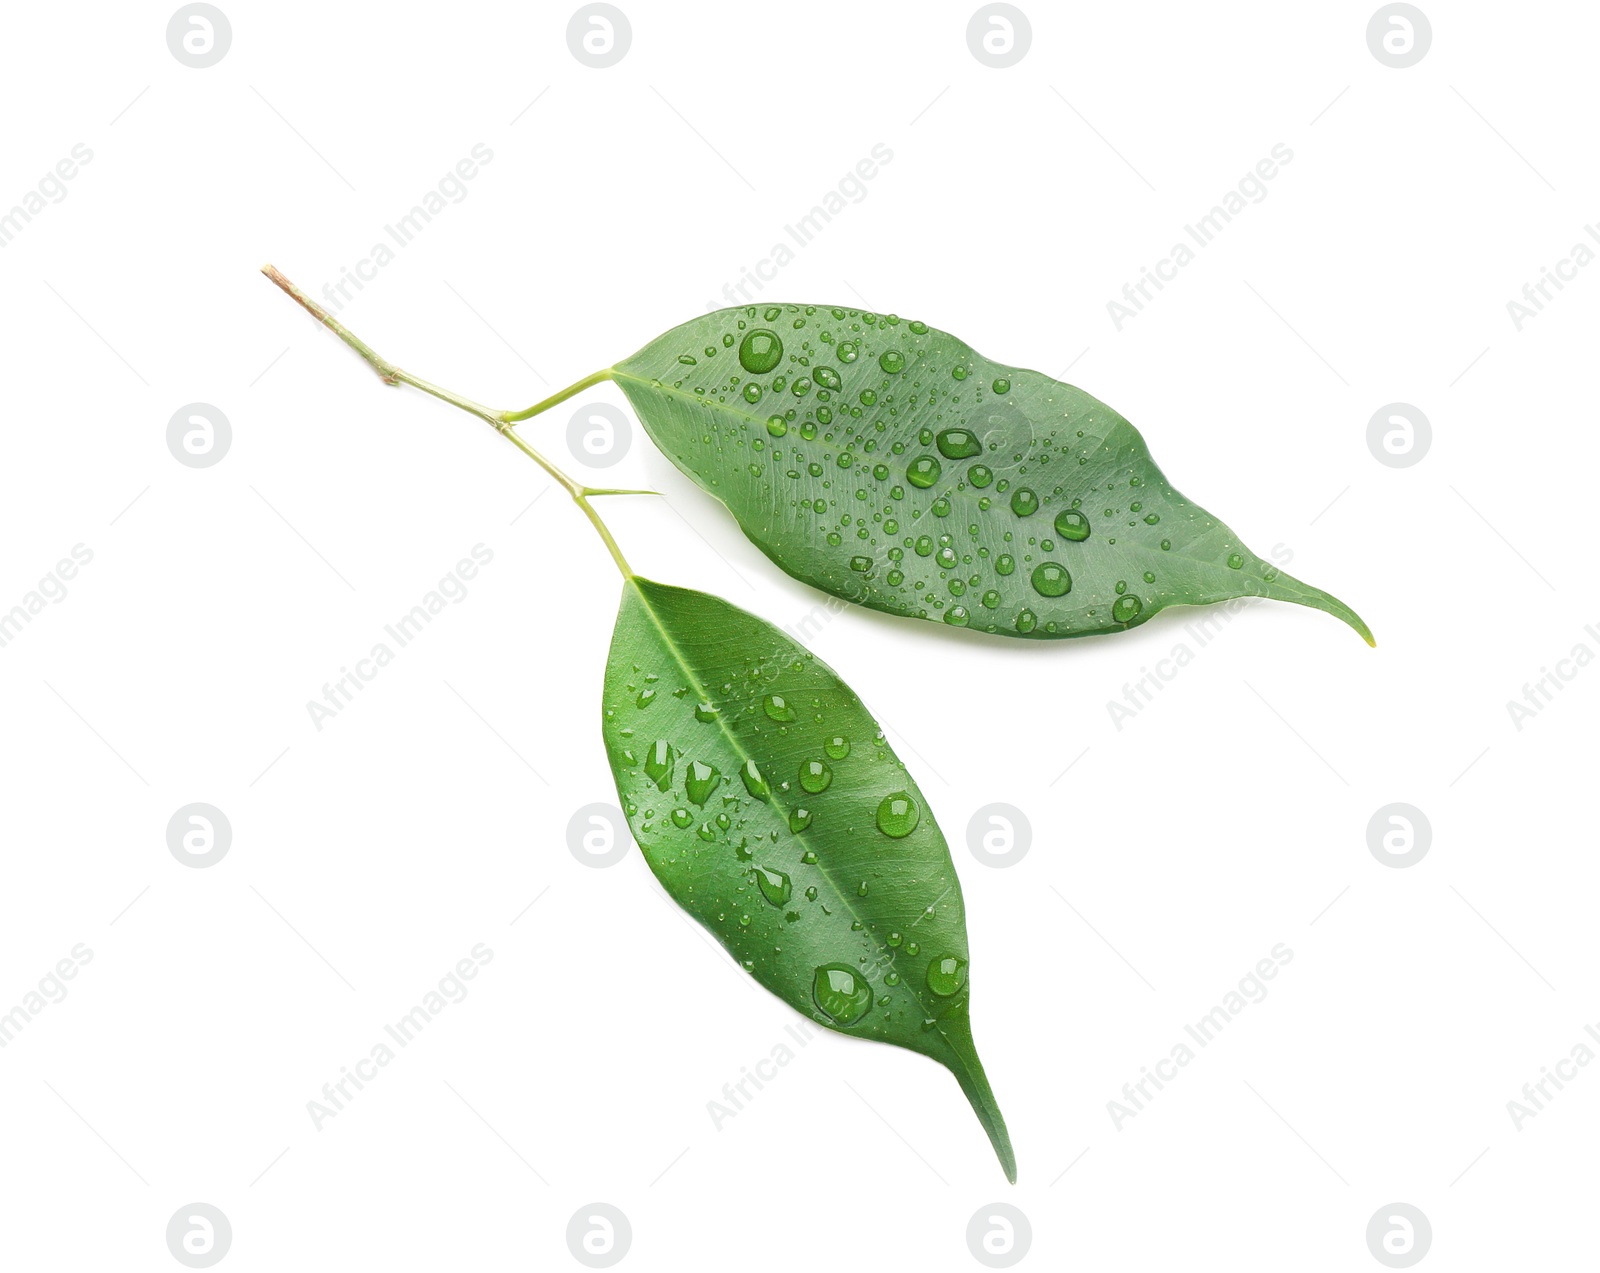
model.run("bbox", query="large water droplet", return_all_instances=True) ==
[906,456,942,489]
[739,329,783,374]
[815,366,842,391]
[644,741,674,791]
[1031,562,1071,597]
[926,955,967,997]
[740,759,769,800]
[1054,509,1091,541]
[875,791,920,838]
[812,965,872,1025]
[754,865,792,907]
[763,694,798,722]
[789,808,813,833]
[684,760,721,807]
[1113,595,1143,623]
[936,428,982,459]
[878,350,905,374]
[1010,488,1040,517]
[799,759,833,793]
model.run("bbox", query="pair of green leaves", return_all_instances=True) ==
[597,305,1368,1183]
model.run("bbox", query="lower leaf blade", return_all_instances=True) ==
[601,576,1015,1180]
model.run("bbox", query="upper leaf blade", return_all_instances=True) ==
[612,305,1371,644]
[602,576,1015,1181]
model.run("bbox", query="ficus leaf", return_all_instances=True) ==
[603,575,1015,1181]
[611,305,1372,644]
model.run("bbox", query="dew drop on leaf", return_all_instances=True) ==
[754,866,792,907]
[812,965,872,1025]
[1054,509,1091,541]
[875,791,920,838]
[739,329,783,374]
[927,955,968,997]
[799,760,833,793]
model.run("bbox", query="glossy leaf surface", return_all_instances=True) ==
[602,576,1015,1180]
[612,305,1371,643]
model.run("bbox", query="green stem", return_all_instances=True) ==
[504,369,615,422]
[260,264,637,579]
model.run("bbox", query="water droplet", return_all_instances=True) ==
[742,382,763,404]
[815,366,842,391]
[995,553,1015,576]
[904,941,920,956]
[740,760,769,800]
[799,759,833,793]
[1031,562,1071,597]
[968,464,994,489]
[1227,552,1245,570]
[906,456,941,488]
[879,350,905,374]
[694,701,719,722]
[644,741,674,790]
[909,320,928,334]
[799,847,818,863]
[754,865,792,907]
[812,965,872,1025]
[981,589,1001,608]
[876,791,920,838]
[1015,608,1038,634]
[838,340,859,363]
[1113,595,1143,623]
[738,329,783,374]
[1054,509,1091,541]
[825,735,851,760]
[670,807,693,828]
[926,955,967,997]
[944,605,970,627]
[1010,488,1039,517]
[766,415,788,437]
[992,377,1010,394]
[685,760,722,807]
[849,555,872,572]
[763,694,798,722]
[936,428,982,459]
[635,688,657,708]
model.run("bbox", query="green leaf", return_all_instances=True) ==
[611,305,1372,644]
[602,576,1015,1181]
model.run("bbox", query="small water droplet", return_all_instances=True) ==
[1113,595,1143,623]
[879,350,905,374]
[790,808,813,833]
[742,382,763,404]
[815,366,842,391]
[763,694,798,722]
[825,735,851,760]
[684,760,722,807]
[1227,552,1245,570]
[670,807,693,828]
[740,759,769,800]
[992,377,1010,394]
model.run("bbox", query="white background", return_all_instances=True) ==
[1,1,1595,1268]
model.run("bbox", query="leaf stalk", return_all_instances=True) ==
[260,264,635,579]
